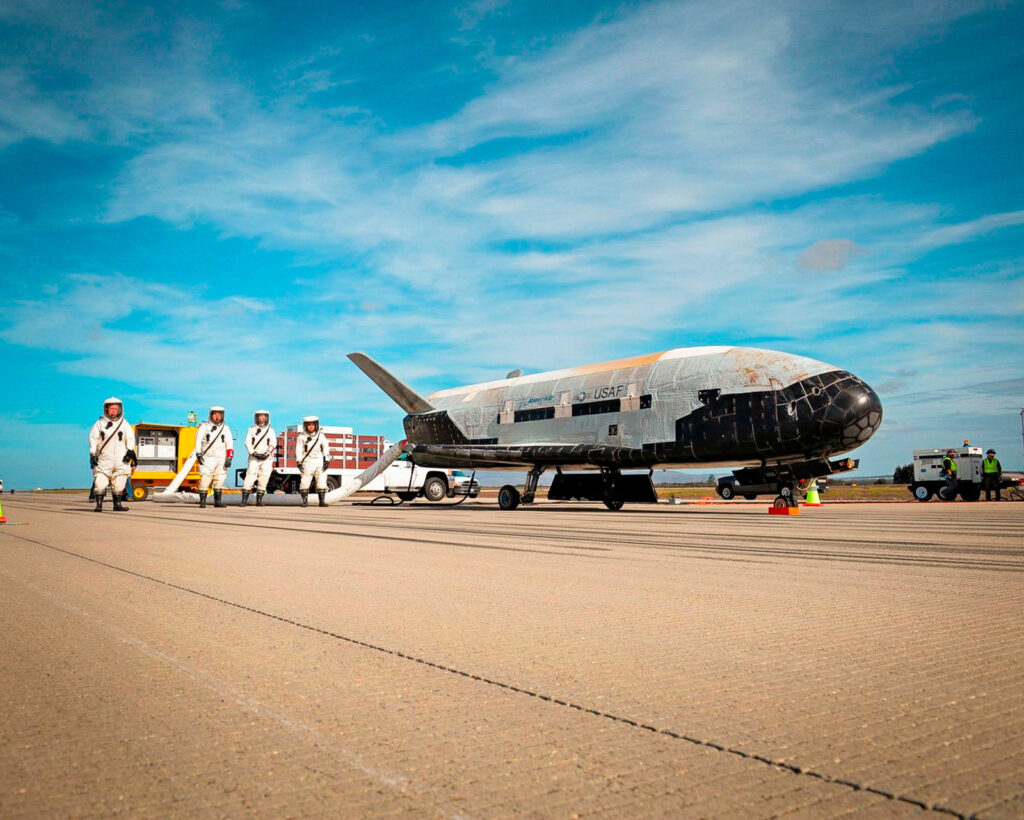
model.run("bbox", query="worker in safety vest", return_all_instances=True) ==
[982,448,1003,501]
[296,415,331,507]
[193,406,234,508]
[88,397,136,512]
[241,409,277,507]
[940,449,958,500]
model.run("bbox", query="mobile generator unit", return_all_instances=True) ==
[130,423,202,500]
[909,446,985,502]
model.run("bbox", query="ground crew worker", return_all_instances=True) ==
[241,409,277,507]
[88,397,136,512]
[194,406,234,508]
[296,415,331,507]
[941,448,958,500]
[982,448,1003,501]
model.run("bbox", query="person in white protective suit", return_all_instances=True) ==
[88,397,137,512]
[241,409,277,507]
[296,415,331,507]
[193,406,234,508]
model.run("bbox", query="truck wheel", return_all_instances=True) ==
[498,485,521,510]
[423,476,447,502]
[718,484,735,500]
[326,476,341,491]
[912,484,933,502]
[938,485,957,501]
[960,486,981,502]
[396,491,417,502]
[132,485,149,502]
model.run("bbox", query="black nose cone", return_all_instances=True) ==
[822,373,883,451]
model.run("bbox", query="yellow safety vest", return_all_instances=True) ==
[943,457,957,474]
[983,458,1000,473]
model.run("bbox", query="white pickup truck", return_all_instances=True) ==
[246,453,480,502]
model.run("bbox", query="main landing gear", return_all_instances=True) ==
[498,466,632,511]
[498,466,544,511]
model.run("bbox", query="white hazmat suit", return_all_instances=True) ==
[89,397,136,512]
[241,410,277,505]
[296,416,331,506]
[193,406,234,508]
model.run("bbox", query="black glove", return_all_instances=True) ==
[225,456,233,468]
[196,454,205,466]
[122,449,137,467]
[90,454,98,469]
[323,459,330,471]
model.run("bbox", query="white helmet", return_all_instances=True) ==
[302,415,319,433]
[103,397,123,420]
[254,409,270,426]
[209,405,226,421]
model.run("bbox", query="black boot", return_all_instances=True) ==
[241,491,249,507]
[300,491,308,507]
[113,492,129,511]
[318,491,327,507]
[94,488,106,512]
[199,492,208,509]
[255,492,265,506]
[214,490,225,508]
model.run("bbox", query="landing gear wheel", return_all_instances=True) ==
[912,485,933,502]
[718,484,735,500]
[498,485,521,510]
[773,495,795,509]
[423,476,447,503]
[131,485,149,501]
[603,498,624,511]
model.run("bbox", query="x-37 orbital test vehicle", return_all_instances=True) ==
[349,346,882,510]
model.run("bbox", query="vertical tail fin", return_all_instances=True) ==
[347,352,434,414]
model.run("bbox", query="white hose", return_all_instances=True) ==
[153,442,411,506]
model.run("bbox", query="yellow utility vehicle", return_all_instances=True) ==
[129,423,200,500]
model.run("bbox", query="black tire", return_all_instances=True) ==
[938,485,957,501]
[779,485,793,498]
[718,484,735,500]
[912,484,933,502]
[603,498,625,511]
[396,491,417,502]
[960,485,981,502]
[326,476,341,491]
[498,485,521,510]
[773,495,792,508]
[423,475,448,503]
[131,484,150,502]
[743,493,757,500]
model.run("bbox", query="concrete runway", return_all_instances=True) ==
[1,493,1022,819]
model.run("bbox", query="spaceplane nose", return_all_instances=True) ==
[820,373,883,452]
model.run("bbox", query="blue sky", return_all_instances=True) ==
[1,0,1022,488]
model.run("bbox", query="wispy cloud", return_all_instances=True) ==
[1,0,1022,487]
